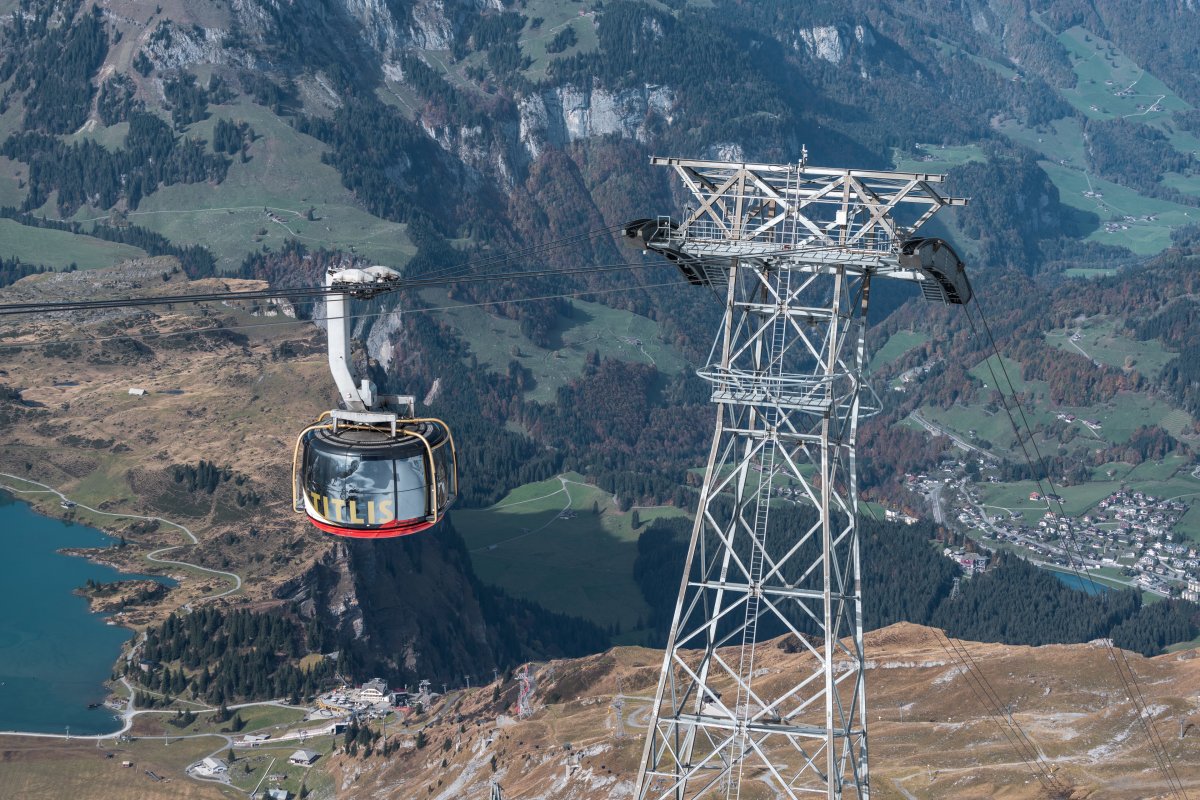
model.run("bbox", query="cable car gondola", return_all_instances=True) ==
[292,266,457,538]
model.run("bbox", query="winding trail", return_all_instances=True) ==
[0,472,242,601]
[470,475,574,553]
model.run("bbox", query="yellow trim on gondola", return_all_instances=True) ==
[398,426,441,526]
[407,417,458,499]
[292,422,334,512]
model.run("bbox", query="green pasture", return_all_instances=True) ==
[1089,393,1191,446]
[0,87,21,142]
[94,99,416,273]
[225,737,336,796]
[519,0,601,81]
[981,479,1120,519]
[891,144,984,175]
[1044,320,1176,377]
[1157,408,1196,441]
[140,703,307,737]
[922,348,1192,455]
[1118,454,1191,484]
[929,35,1020,81]
[378,79,423,119]
[919,403,1016,453]
[1175,502,1200,543]
[456,472,688,633]
[0,155,27,207]
[968,354,1045,399]
[1040,161,1194,256]
[868,329,929,373]
[1162,126,1200,160]
[414,49,484,94]
[70,120,131,151]
[425,289,688,402]
[1057,26,1191,121]
[976,456,1200,540]
[0,218,146,270]
[994,115,1199,258]
[1162,171,1200,196]
[995,117,1087,169]
[979,481,1049,523]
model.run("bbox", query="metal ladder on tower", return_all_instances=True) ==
[726,266,791,799]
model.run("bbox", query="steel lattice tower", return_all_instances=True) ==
[517,664,535,719]
[629,157,969,800]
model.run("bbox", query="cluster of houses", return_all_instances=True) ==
[902,454,1200,596]
[179,675,450,794]
[315,677,433,719]
[943,548,990,575]
[892,359,941,393]
[956,485,1193,596]
[193,749,322,783]
[885,508,920,526]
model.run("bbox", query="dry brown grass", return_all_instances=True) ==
[314,623,1200,800]
[0,262,341,622]
[0,736,233,799]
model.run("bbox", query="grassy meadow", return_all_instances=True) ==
[455,472,688,636]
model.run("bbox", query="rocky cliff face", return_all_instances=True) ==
[518,83,676,158]
[346,529,494,676]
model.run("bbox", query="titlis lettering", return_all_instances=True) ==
[309,493,395,525]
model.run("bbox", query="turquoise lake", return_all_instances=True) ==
[1051,569,1112,595]
[0,491,170,735]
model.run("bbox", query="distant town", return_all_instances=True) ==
[900,456,1200,598]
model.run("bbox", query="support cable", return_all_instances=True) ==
[0,280,691,351]
[962,298,1189,800]
[859,506,1067,794]
[0,260,662,317]
[411,223,629,282]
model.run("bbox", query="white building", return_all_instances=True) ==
[196,757,227,776]
[289,749,320,766]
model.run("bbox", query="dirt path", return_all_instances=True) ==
[0,472,242,601]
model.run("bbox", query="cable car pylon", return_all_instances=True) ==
[625,156,969,799]
[293,265,458,538]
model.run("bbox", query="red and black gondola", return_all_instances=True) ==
[292,265,458,539]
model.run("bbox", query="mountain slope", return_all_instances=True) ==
[322,623,1200,800]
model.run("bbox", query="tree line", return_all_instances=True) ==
[633,516,1200,656]
[2,111,229,216]
[128,607,341,706]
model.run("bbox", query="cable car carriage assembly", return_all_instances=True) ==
[293,266,457,538]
